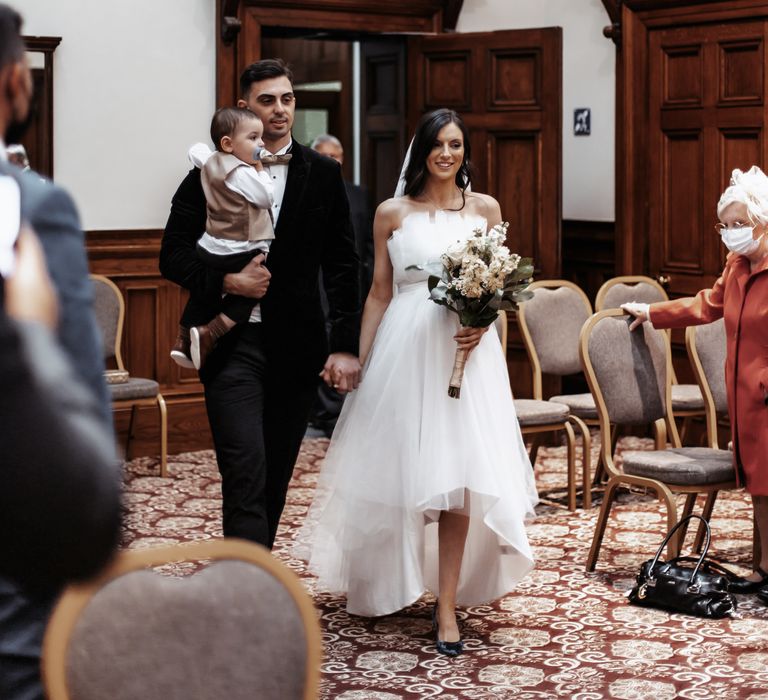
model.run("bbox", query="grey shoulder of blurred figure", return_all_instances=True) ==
[5,163,112,432]
[0,316,121,592]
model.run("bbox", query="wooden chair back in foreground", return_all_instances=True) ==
[42,539,322,700]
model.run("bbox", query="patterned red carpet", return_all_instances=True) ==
[123,438,768,699]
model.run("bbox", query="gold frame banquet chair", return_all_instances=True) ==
[90,274,168,476]
[497,308,591,511]
[515,281,594,508]
[42,539,322,700]
[595,275,706,442]
[685,318,757,563]
[580,309,736,571]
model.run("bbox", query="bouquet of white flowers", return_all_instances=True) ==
[407,222,533,398]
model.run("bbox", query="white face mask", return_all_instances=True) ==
[721,226,762,256]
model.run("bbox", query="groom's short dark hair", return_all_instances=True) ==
[0,4,25,70]
[240,59,294,97]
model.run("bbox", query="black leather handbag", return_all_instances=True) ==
[628,514,737,618]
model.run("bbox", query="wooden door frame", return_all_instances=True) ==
[22,36,60,179]
[216,0,463,108]
[607,0,768,276]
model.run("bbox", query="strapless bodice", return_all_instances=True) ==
[387,210,488,289]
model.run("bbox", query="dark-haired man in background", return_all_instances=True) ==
[160,59,361,549]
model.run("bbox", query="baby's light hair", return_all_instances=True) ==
[210,107,261,152]
[717,166,768,225]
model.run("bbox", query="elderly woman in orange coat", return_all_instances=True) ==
[624,166,768,603]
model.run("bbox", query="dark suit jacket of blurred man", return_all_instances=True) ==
[0,160,119,700]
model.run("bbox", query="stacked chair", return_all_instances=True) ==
[686,318,758,565]
[91,274,168,475]
[579,309,736,570]
[595,276,706,442]
[511,280,593,509]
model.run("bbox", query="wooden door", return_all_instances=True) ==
[407,29,563,398]
[360,39,408,208]
[407,29,563,279]
[647,20,768,298]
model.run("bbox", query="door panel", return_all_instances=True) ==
[648,20,768,299]
[489,133,540,265]
[360,39,407,209]
[662,131,704,272]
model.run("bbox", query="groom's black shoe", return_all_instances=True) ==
[728,566,768,594]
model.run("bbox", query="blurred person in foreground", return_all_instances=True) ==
[6,143,28,170]
[0,5,120,698]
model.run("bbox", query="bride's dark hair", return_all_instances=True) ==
[403,108,472,208]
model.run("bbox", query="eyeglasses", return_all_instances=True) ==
[714,221,753,234]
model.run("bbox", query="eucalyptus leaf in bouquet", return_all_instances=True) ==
[406,221,534,398]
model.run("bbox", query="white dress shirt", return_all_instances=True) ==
[262,139,292,225]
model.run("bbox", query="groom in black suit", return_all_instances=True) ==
[160,59,361,548]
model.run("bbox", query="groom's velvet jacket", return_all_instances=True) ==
[160,141,361,382]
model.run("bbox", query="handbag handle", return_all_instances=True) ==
[647,514,711,589]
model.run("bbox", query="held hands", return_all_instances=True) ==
[223,253,271,299]
[320,352,362,394]
[621,302,651,331]
[4,225,58,329]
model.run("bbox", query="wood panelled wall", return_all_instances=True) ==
[87,230,213,457]
[612,0,768,383]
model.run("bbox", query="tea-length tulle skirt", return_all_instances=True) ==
[297,281,539,616]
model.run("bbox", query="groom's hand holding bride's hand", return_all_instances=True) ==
[321,352,362,393]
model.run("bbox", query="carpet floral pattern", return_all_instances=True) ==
[123,437,768,699]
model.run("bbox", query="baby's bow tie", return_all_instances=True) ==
[260,153,292,165]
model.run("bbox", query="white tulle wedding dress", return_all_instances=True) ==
[299,210,538,616]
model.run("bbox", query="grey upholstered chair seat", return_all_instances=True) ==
[671,383,705,411]
[513,399,570,425]
[108,377,161,401]
[548,392,598,419]
[622,447,733,485]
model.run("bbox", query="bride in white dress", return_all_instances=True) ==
[301,108,538,656]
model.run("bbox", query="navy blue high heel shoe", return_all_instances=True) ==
[432,602,463,657]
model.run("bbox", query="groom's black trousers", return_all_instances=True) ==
[202,324,317,548]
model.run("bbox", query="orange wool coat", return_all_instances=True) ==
[650,252,768,495]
